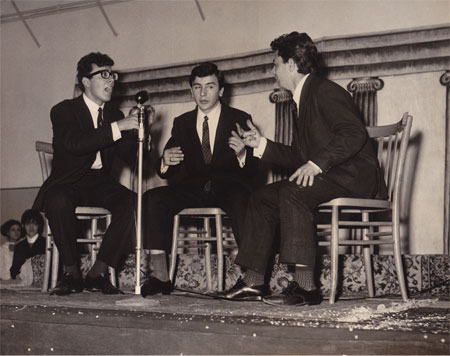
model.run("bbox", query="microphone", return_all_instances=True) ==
[130,91,154,151]
[135,90,149,105]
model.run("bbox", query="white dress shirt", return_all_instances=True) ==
[196,102,221,152]
[83,94,121,169]
[161,102,247,172]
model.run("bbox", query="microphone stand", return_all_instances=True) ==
[134,91,149,295]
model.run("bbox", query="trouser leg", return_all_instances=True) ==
[44,185,79,267]
[215,184,251,247]
[234,181,284,274]
[142,185,206,251]
[91,176,136,268]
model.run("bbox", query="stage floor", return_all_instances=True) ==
[1,286,449,355]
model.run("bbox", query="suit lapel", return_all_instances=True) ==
[212,104,230,162]
[75,95,95,130]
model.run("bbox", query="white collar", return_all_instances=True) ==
[27,233,39,245]
[292,73,310,110]
[197,102,221,122]
[83,93,105,114]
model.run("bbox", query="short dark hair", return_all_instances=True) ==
[21,209,44,234]
[1,219,21,237]
[270,32,319,74]
[189,62,225,89]
[77,52,114,91]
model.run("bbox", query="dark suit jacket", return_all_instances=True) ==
[262,74,387,199]
[158,104,258,191]
[33,95,137,210]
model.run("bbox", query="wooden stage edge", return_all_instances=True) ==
[1,289,449,355]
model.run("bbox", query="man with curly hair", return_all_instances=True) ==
[33,52,139,296]
[221,32,386,306]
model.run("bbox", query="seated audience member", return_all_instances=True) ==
[9,210,45,282]
[221,32,387,306]
[141,62,258,297]
[0,219,32,284]
[32,52,139,296]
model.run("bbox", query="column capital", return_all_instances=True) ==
[347,77,384,93]
[269,89,292,103]
[440,71,450,87]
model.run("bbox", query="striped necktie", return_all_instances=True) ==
[202,116,212,164]
[97,107,103,128]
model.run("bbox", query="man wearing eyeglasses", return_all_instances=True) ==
[33,52,139,296]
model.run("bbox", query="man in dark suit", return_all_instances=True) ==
[33,52,139,295]
[221,32,387,305]
[141,62,258,297]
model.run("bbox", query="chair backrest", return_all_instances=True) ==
[366,113,413,203]
[35,141,53,182]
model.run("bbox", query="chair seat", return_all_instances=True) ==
[177,207,226,216]
[319,198,391,209]
[75,206,111,216]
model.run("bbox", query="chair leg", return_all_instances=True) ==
[103,214,116,286]
[42,224,52,292]
[90,218,98,268]
[169,215,180,283]
[205,242,213,292]
[204,217,213,292]
[362,212,375,298]
[393,212,408,301]
[108,267,117,287]
[51,243,59,289]
[329,205,339,304]
[215,214,224,292]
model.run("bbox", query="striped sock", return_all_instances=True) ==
[243,269,264,286]
[150,251,169,282]
[294,265,316,291]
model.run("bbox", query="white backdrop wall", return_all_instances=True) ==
[1,0,448,253]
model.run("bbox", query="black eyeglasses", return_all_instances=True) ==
[86,70,119,81]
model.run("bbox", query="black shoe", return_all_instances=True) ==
[219,277,270,301]
[262,281,322,306]
[50,273,84,296]
[84,273,124,295]
[141,276,173,297]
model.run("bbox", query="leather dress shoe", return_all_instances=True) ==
[50,273,84,296]
[219,277,270,301]
[84,273,124,295]
[262,281,322,306]
[141,276,173,297]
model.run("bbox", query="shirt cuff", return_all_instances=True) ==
[160,160,169,174]
[308,160,322,173]
[111,122,122,141]
[253,137,267,158]
[237,151,247,168]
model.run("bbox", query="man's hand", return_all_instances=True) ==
[235,120,262,148]
[289,161,322,187]
[228,131,246,159]
[163,147,184,166]
[116,113,139,132]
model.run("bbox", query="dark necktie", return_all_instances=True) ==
[202,116,212,165]
[97,107,103,128]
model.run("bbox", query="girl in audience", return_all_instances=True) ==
[8,210,45,284]
[0,219,23,281]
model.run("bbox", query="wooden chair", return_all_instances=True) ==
[35,141,116,292]
[169,207,237,292]
[317,113,413,304]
